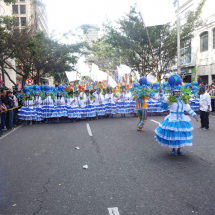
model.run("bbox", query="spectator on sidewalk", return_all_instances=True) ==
[197,75,202,86]
[13,91,19,125]
[0,96,7,137]
[199,87,211,130]
[1,89,8,130]
[209,85,215,112]
[6,91,15,130]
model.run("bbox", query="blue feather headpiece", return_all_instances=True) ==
[168,74,182,92]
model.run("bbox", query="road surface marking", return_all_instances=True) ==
[86,123,93,136]
[108,207,120,215]
[210,115,215,118]
[151,120,160,124]
[0,124,23,141]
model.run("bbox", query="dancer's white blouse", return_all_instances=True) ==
[159,91,197,122]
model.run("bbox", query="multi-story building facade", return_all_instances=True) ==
[0,0,16,90]
[11,0,48,35]
[177,0,215,84]
[83,25,99,47]
[0,0,50,89]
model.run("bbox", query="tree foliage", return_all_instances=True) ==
[3,0,16,5]
[87,37,120,70]
[0,16,85,86]
[89,1,206,79]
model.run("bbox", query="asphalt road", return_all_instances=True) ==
[0,113,215,215]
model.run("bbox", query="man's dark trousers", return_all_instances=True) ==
[200,110,209,129]
[6,110,13,130]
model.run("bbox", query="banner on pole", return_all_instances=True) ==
[136,0,175,27]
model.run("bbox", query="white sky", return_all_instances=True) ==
[44,0,136,35]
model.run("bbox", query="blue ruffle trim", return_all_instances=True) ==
[155,134,192,148]
[159,118,193,132]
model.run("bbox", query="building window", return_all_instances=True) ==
[14,17,19,26]
[12,5,18,14]
[20,5,26,14]
[181,40,191,65]
[200,32,208,52]
[21,17,26,26]
[213,29,215,49]
[20,0,25,2]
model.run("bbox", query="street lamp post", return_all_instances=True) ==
[177,0,181,75]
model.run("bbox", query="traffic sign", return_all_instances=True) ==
[25,78,34,86]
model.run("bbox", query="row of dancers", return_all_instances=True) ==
[17,81,200,125]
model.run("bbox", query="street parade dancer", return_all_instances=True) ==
[132,77,152,131]
[104,87,116,118]
[72,88,83,121]
[18,86,37,125]
[41,85,54,124]
[93,85,105,119]
[155,74,199,156]
[116,85,130,117]
[189,81,200,111]
[52,85,67,122]
[33,85,43,123]
[82,86,96,119]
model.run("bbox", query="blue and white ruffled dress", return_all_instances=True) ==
[126,92,136,113]
[34,96,43,121]
[155,92,197,149]
[189,95,200,111]
[146,98,155,113]
[104,94,116,114]
[116,93,131,114]
[82,96,96,118]
[18,100,37,121]
[41,96,55,118]
[51,97,67,118]
[152,93,164,113]
[67,97,83,118]
[93,93,105,116]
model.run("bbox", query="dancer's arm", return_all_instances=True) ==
[158,87,169,103]
[184,104,198,122]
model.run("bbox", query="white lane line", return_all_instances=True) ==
[86,123,93,136]
[151,119,160,124]
[210,115,215,118]
[108,207,120,215]
[0,124,24,141]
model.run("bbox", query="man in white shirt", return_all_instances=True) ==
[199,87,211,130]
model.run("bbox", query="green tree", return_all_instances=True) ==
[0,16,84,86]
[92,1,206,79]
[88,37,121,70]
[3,0,16,5]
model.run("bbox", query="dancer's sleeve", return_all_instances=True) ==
[159,91,169,103]
[61,97,65,105]
[184,104,197,117]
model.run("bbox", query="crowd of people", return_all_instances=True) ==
[0,88,21,137]
[0,76,213,138]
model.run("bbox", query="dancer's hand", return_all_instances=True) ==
[158,87,162,92]
[195,116,199,122]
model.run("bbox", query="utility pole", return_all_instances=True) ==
[177,0,181,74]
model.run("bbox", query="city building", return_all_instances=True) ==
[0,0,16,90]
[11,0,48,35]
[83,24,99,47]
[0,0,51,89]
[177,0,215,84]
